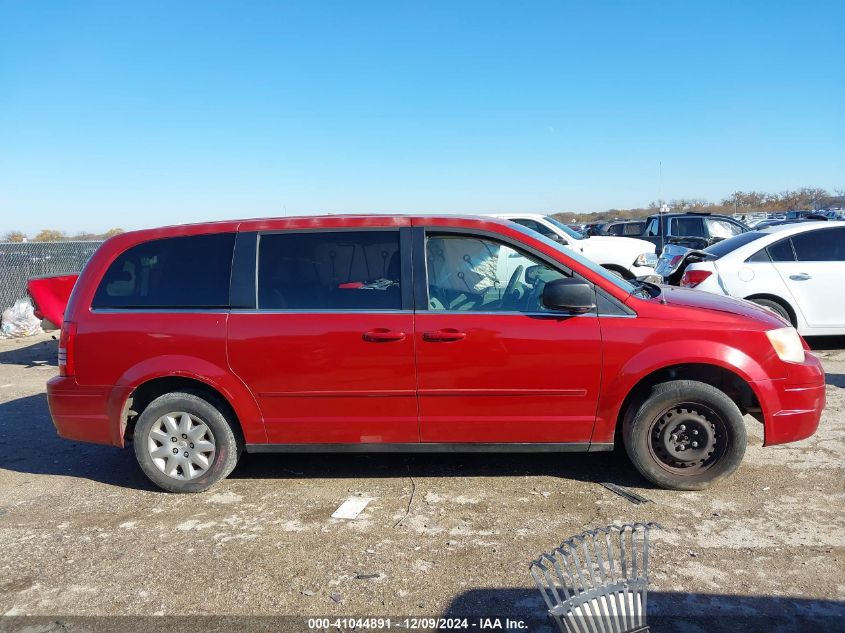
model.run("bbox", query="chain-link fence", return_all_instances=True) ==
[0,241,104,310]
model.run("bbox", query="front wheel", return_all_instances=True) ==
[622,380,746,490]
[748,297,793,326]
[133,391,242,493]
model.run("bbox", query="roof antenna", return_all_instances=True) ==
[658,161,670,214]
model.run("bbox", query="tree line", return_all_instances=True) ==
[2,228,124,243]
[3,186,843,238]
[554,186,844,223]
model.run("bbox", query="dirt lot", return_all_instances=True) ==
[0,332,843,632]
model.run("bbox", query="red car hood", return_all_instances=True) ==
[27,274,79,328]
[659,285,788,328]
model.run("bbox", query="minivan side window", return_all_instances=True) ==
[92,233,235,309]
[425,234,568,312]
[257,231,402,310]
[791,227,845,262]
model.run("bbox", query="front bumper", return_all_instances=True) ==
[47,376,123,446]
[753,354,826,446]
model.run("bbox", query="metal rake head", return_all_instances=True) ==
[529,523,661,633]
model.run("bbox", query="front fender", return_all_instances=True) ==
[110,355,267,446]
[592,339,770,444]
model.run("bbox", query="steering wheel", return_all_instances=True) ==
[502,265,524,308]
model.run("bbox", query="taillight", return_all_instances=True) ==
[680,270,713,288]
[669,255,682,267]
[58,321,77,377]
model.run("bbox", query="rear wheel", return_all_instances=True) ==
[748,297,793,325]
[133,391,242,493]
[622,380,746,490]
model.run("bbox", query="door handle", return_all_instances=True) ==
[363,329,406,343]
[423,328,467,342]
[789,273,811,281]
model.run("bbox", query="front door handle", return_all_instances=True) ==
[363,329,406,343]
[423,328,467,342]
[789,273,811,281]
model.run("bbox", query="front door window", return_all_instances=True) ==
[425,235,567,312]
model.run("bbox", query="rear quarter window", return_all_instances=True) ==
[704,231,766,258]
[92,233,236,309]
[767,237,796,262]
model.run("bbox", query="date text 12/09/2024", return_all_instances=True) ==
[307,618,527,630]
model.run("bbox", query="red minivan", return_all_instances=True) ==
[47,215,825,493]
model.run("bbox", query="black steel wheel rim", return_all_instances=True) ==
[647,402,728,475]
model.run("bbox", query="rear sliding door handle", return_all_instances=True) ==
[423,328,467,342]
[363,329,406,343]
[789,273,811,281]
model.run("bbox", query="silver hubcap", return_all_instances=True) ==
[147,412,216,481]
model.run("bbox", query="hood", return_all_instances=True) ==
[584,235,656,253]
[659,286,788,328]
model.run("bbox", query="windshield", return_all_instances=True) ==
[508,222,637,293]
[704,231,766,258]
[543,215,585,240]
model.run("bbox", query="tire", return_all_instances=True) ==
[133,391,242,493]
[748,298,793,326]
[622,380,746,490]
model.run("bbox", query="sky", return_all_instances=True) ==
[1,0,843,235]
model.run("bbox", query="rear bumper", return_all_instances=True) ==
[47,376,124,447]
[754,355,826,447]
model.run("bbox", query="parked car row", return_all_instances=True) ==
[654,221,845,336]
[493,214,658,279]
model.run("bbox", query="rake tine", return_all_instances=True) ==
[596,528,624,633]
[640,525,651,627]
[540,555,566,606]
[560,548,602,633]
[603,528,625,629]
[582,533,613,633]
[530,565,557,612]
[576,534,600,590]
[550,555,575,603]
[619,527,633,631]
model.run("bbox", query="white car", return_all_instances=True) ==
[494,213,658,278]
[680,221,845,336]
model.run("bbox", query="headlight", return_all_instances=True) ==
[634,253,658,267]
[766,327,805,363]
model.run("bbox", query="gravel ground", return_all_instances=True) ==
[0,332,843,632]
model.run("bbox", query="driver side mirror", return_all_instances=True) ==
[541,278,595,314]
